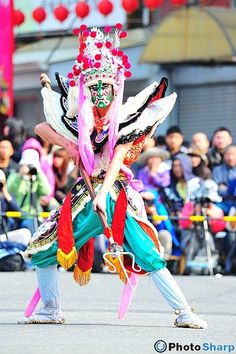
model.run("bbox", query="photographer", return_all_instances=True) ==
[7,149,51,233]
[141,191,180,261]
[0,169,31,271]
[179,179,225,270]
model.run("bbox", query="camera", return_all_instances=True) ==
[188,178,222,204]
[28,165,38,176]
[144,199,155,207]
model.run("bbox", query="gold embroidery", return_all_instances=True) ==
[123,136,145,166]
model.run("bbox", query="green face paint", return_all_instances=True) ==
[89,81,113,108]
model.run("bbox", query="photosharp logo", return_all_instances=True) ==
[154,340,235,353]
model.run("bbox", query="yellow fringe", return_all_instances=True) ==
[57,247,77,270]
[104,254,131,284]
[73,265,92,286]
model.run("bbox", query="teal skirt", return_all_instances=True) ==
[31,184,166,273]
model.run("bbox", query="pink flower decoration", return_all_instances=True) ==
[117,50,123,57]
[124,71,132,78]
[77,54,83,62]
[94,62,101,68]
[95,54,102,60]
[82,30,90,37]
[96,42,103,48]
[116,23,123,30]
[90,31,97,38]
[80,24,87,31]
[119,31,127,38]
[122,55,128,62]
[73,65,81,75]
[83,63,90,70]
[104,26,112,33]
[67,72,74,79]
[69,80,76,87]
[124,62,131,69]
[73,28,80,35]
[80,43,87,50]
[105,41,112,48]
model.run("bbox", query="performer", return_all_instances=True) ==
[19,24,207,329]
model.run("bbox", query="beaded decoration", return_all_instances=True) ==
[67,23,132,88]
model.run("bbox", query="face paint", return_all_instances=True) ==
[89,80,113,108]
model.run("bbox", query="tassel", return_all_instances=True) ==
[104,254,131,284]
[73,264,92,286]
[57,246,77,270]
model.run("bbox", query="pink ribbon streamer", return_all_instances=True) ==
[24,287,41,317]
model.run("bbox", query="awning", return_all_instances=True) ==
[140,6,236,64]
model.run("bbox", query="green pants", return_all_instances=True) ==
[32,192,166,272]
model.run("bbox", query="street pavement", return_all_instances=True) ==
[0,271,236,354]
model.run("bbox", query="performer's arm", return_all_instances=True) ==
[35,122,79,164]
[36,73,80,163]
[92,142,132,215]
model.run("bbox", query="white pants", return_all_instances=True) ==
[36,266,190,313]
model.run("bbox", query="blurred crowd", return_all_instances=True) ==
[0,119,79,271]
[133,125,236,276]
[0,119,235,275]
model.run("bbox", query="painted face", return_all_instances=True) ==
[89,80,113,108]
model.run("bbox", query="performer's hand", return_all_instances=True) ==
[63,140,80,165]
[92,192,107,218]
[40,73,51,88]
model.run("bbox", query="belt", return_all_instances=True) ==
[90,174,127,182]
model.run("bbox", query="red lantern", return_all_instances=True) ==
[171,0,187,5]
[32,7,47,24]
[54,5,69,22]
[97,0,113,16]
[122,0,139,13]
[13,9,25,27]
[75,1,90,19]
[144,0,163,10]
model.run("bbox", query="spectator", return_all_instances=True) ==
[22,138,58,211]
[187,149,211,180]
[0,169,31,246]
[142,137,156,151]
[191,132,210,155]
[137,148,170,190]
[212,144,236,204]
[2,119,25,163]
[0,138,19,178]
[164,154,195,213]
[208,127,233,170]
[141,191,173,260]
[7,149,51,233]
[165,125,188,159]
[141,190,181,261]
[155,135,166,149]
[53,148,78,203]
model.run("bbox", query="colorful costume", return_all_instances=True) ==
[19,24,207,329]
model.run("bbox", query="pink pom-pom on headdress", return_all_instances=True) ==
[67,23,132,87]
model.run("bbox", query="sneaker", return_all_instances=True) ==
[174,309,207,329]
[18,307,65,324]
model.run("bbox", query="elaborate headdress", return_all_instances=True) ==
[65,24,132,175]
[67,23,132,89]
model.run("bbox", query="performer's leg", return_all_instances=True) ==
[151,267,207,329]
[18,266,65,324]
